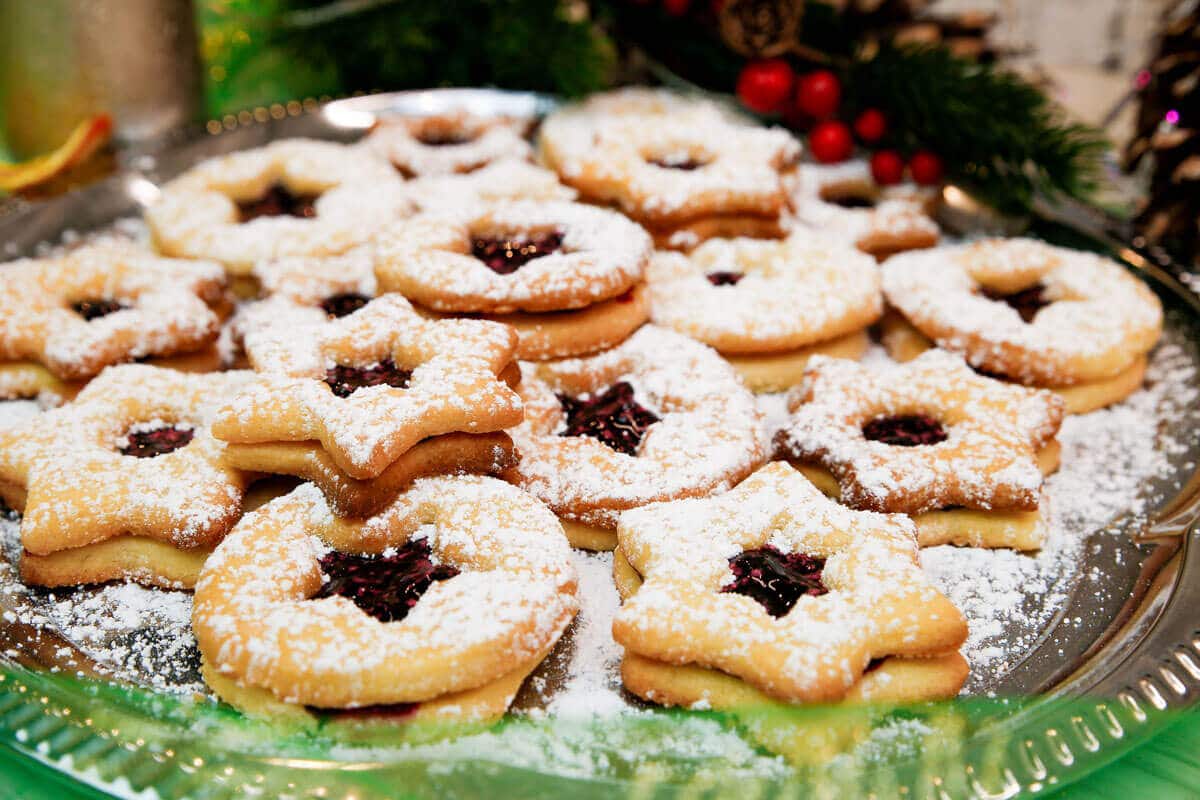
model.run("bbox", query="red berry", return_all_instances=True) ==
[735,59,795,114]
[808,121,854,164]
[909,150,944,185]
[796,70,841,120]
[663,0,691,15]
[853,108,887,143]
[870,150,905,185]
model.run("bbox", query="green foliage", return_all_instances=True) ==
[271,0,614,97]
[844,43,1108,215]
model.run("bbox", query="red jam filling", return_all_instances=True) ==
[72,299,128,320]
[862,414,948,447]
[416,131,474,147]
[557,381,660,457]
[320,292,371,318]
[119,425,195,458]
[471,232,564,275]
[721,545,828,617]
[824,194,876,209]
[313,538,459,624]
[981,284,1049,323]
[705,271,744,286]
[236,185,319,222]
[324,359,413,398]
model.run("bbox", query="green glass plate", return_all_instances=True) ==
[1,91,1200,799]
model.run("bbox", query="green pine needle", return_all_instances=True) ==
[844,44,1108,215]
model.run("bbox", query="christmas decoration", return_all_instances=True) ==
[0,115,111,194]
[796,69,841,119]
[1124,3,1199,270]
[736,58,796,113]
[869,149,904,185]
[853,108,886,143]
[809,120,854,163]
[717,0,804,58]
[908,149,943,186]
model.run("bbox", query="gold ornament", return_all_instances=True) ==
[718,0,805,59]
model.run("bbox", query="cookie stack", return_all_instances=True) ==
[644,231,883,393]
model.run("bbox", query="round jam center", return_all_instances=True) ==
[981,284,1050,323]
[313,538,459,624]
[236,184,320,222]
[705,271,744,287]
[72,299,128,320]
[471,232,564,275]
[648,155,707,171]
[320,292,371,318]
[324,359,413,398]
[862,414,948,447]
[557,381,660,457]
[721,545,828,618]
[119,424,195,458]
[417,131,473,147]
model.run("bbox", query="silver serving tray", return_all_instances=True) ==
[1,89,1199,798]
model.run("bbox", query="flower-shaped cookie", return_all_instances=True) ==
[503,325,764,546]
[406,160,576,212]
[362,112,533,177]
[374,201,651,314]
[146,138,412,274]
[193,477,577,715]
[775,350,1065,515]
[252,247,378,309]
[212,294,522,479]
[882,238,1163,387]
[0,365,255,587]
[0,244,225,379]
[612,461,967,704]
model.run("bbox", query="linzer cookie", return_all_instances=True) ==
[375,201,653,360]
[192,478,577,725]
[646,232,882,392]
[406,160,577,212]
[363,112,533,177]
[503,325,764,550]
[146,139,412,275]
[788,161,939,259]
[881,239,1163,412]
[539,93,801,249]
[212,294,523,512]
[0,365,256,589]
[611,461,968,706]
[0,244,226,381]
[775,350,1065,549]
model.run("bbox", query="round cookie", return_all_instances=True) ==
[374,201,651,314]
[147,138,412,275]
[881,238,1163,387]
[192,478,577,717]
[646,233,882,354]
[502,325,765,549]
[363,112,533,177]
[789,161,939,259]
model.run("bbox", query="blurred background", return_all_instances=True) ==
[0,0,1196,265]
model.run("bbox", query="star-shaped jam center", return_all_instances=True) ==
[721,545,828,617]
[557,381,660,457]
[981,284,1050,323]
[324,359,413,398]
[237,184,320,222]
[862,414,948,447]
[471,232,564,275]
[118,424,195,458]
[320,292,371,318]
[312,538,459,623]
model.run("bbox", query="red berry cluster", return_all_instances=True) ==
[735,59,944,187]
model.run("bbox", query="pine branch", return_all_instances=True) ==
[844,44,1108,215]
